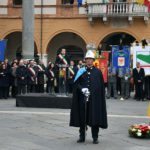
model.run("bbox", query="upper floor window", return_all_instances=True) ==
[62,0,74,5]
[13,0,22,5]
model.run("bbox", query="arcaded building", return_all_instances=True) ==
[0,0,149,65]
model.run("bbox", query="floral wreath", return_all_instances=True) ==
[129,123,150,138]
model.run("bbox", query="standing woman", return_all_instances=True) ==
[0,64,10,99]
[11,62,18,97]
[46,63,56,94]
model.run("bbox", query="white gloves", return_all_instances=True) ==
[81,88,90,97]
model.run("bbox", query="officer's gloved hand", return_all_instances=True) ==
[81,88,90,97]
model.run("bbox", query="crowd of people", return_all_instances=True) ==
[0,48,150,101]
[106,62,150,101]
[0,49,84,99]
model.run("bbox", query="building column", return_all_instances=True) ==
[22,0,34,59]
[38,54,48,67]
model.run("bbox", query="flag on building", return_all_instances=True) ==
[136,0,150,12]
[0,39,7,61]
[77,0,82,7]
[133,46,150,75]
[144,0,150,12]
[135,0,144,5]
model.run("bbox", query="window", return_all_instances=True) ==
[62,0,74,5]
[13,0,22,5]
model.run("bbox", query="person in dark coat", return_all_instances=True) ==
[55,48,70,94]
[16,60,28,95]
[133,62,145,101]
[37,60,45,93]
[46,63,56,94]
[0,64,10,99]
[70,50,108,144]
[27,60,38,93]
[67,60,77,93]
[11,62,18,97]
[4,58,11,97]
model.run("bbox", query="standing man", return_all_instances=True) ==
[55,48,70,94]
[37,60,45,93]
[106,64,117,99]
[16,60,27,95]
[133,62,145,101]
[76,60,83,71]
[70,50,108,144]
[124,67,131,99]
[67,60,77,94]
[27,60,38,93]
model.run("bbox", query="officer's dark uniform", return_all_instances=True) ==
[37,64,45,93]
[27,65,38,93]
[16,65,27,95]
[70,66,108,143]
[46,67,56,94]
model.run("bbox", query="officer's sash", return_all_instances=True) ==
[49,70,55,78]
[58,54,68,65]
[28,67,36,76]
[74,67,86,82]
[37,65,44,71]
[68,67,75,76]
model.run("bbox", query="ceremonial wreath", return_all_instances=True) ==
[129,123,150,138]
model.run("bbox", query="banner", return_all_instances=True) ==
[0,39,7,61]
[133,46,150,75]
[94,51,108,83]
[112,45,130,69]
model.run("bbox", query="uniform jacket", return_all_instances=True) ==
[70,66,108,128]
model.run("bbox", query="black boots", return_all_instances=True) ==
[93,138,99,144]
[77,136,85,143]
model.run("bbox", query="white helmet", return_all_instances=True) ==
[85,50,95,59]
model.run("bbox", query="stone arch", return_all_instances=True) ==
[44,29,88,54]
[46,31,87,63]
[3,31,39,62]
[95,29,140,48]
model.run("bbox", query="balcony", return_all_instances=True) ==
[86,2,150,26]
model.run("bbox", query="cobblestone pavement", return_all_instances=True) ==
[0,96,150,150]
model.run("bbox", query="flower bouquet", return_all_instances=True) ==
[129,123,150,138]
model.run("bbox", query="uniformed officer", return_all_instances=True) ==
[70,50,108,144]
[106,64,117,99]
[16,60,27,95]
